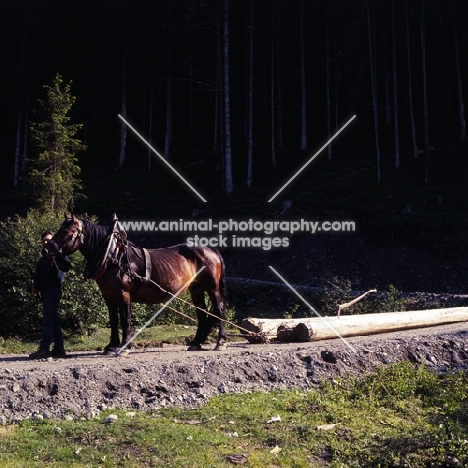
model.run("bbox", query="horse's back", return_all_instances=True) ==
[146,243,223,289]
[147,243,219,264]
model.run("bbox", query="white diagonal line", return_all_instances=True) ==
[268,266,357,353]
[268,114,357,202]
[116,266,206,356]
[118,114,207,203]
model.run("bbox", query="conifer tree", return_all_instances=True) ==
[29,74,85,212]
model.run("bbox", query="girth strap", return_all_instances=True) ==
[142,248,151,282]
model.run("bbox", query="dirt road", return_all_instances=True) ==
[1,322,468,423]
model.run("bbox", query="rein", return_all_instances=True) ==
[108,231,260,339]
[113,248,260,338]
[75,219,261,340]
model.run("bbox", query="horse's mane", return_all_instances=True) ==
[81,219,109,260]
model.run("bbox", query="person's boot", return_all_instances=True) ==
[29,348,51,359]
[51,347,67,358]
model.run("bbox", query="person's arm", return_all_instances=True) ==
[33,258,46,293]
[54,254,71,273]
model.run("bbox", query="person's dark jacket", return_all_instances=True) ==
[34,253,71,291]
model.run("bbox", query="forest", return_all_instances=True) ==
[0,0,467,248]
[2,7,468,466]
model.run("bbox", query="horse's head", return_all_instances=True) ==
[51,214,85,255]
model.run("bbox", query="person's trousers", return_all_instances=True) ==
[39,286,64,350]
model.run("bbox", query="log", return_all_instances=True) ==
[277,324,298,342]
[240,307,468,343]
[294,322,314,342]
[241,317,301,343]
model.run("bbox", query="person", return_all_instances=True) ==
[29,230,71,359]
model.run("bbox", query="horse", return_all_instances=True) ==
[51,214,228,354]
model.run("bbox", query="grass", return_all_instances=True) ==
[0,325,200,355]
[0,362,467,467]
[0,320,246,356]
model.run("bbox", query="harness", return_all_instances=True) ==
[77,215,261,342]
[84,215,152,284]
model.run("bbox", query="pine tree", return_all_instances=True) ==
[29,74,85,213]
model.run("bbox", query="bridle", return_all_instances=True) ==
[54,218,85,254]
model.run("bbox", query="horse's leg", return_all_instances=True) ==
[104,304,121,355]
[98,280,122,355]
[118,292,132,352]
[207,289,227,351]
[203,250,228,350]
[188,283,227,351]
[187,283,209,351]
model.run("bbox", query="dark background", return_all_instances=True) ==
[1,1,466,180]
[1,0,468,292]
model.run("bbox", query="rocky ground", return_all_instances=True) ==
[1,322,468,423]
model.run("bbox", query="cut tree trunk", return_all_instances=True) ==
[240,307,468,343]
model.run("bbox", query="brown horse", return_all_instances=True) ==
[51,214,228,354]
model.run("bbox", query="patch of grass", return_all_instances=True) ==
[0,286,240,354]
[0,319,243,355]
[1,362,468,467]
[0,325,199,355]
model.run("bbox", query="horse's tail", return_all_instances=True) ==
[215,249,228,307]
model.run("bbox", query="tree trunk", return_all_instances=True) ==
[147,69,154,171]
[223,0,233,194]
[13,8,29,186]
[420,0,430,183]
[367,0,381,183]
[241,307,468,343]
[164,64,173,158]
[246,0,254,187]
[405,0,419,159]
[452,1,466,144]
[165,4,174,159]
[383,29,392,126]
[326,6,332,160]
[21,103,29,172]
[214,22,221,154]
[299,0,307,151]
[333,4,340,133]
[189,25,194,132]
[14,112,23,187]
[392,1,400,168]
[270,2,276,167]
[118,41,127,169]
[275,1,284,149]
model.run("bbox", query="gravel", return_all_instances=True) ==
[1,322,468,423]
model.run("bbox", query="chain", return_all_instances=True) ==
[112,241,262,339]
[163,301,259,337]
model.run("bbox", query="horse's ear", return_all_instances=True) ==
[64,213,71,220]
[72,213,79,224]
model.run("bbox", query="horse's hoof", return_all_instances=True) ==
[103,348,116,356]
[116,349,130,358]
[214,343,227,351]
[187,344,201,351]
